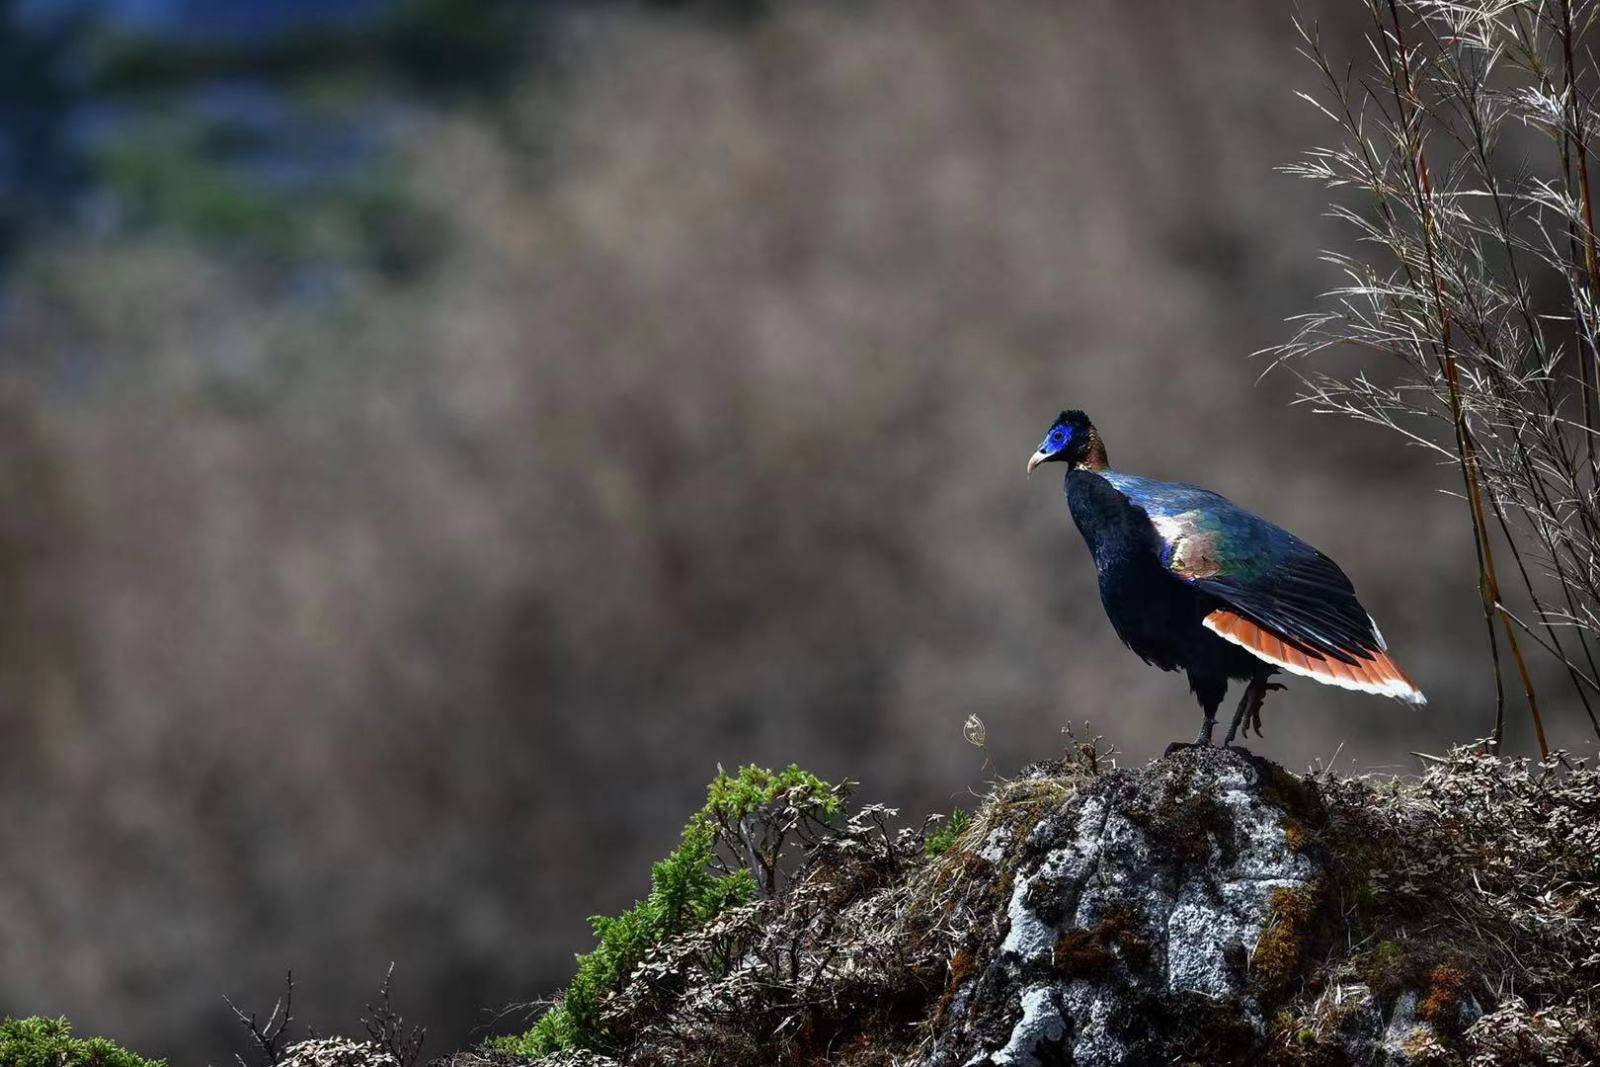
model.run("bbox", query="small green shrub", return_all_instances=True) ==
[0,1017,164,1067]
[695,764,849,898]
[925,808,971,856]
[495,764,848,1058]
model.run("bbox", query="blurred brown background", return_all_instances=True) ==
[0,0,1587,1061]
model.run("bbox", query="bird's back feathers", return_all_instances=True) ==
[1094,470,1422,702]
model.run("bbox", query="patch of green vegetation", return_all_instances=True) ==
[695,764,850,898]
[495,764,848,1059]
[925,808,971,857]
[701,763,845,828]
[0,1017,164,1067]
[493,822,754,1058]
[93,117,299,251]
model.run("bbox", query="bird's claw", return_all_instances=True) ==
[1243,705,1266,738]
[1238,681,1281,738]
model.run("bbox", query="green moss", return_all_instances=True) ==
[930,948,978,1030]
[1250,885,1323,1001]
[1126,769,1238,867]
[0,1017,164,1067]
[925,808,971,857]
[495,764,847,1058]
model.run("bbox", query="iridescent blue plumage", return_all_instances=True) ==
[1099,471,1382,665]
[1028,409,1424,748]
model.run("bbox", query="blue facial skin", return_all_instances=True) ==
[1038,424,1072,460]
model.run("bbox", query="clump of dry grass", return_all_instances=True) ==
[1275,745,1600,1062]
[1278,0,1600,752]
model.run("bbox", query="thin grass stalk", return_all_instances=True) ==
[1442,45,1600,714]
[1510,441,1600,710]
[1556,0,1600,478]
[1283,0,1600,747]
[1382,0,1546,753]
[1485,482,1600,734]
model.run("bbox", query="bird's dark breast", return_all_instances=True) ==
[1065,472,1256,680]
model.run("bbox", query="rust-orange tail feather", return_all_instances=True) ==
[1203,608,1426,704]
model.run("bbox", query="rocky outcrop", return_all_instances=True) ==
[928,742,1523,1067]
[931,748,1331,1064]
[599,743,1596,1066]
[924,747,1488,1066]
[289,743,1600,1067]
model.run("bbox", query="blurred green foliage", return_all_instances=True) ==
[88,110,439,273]
[1,0,541,271]
[86,0,539,100]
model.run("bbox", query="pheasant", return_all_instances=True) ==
[1028,410,1425,747]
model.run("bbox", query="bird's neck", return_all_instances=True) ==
[1075,429,1108,471]
[1066,469,1155,570]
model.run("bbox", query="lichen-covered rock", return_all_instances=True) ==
[924,747,1341,1066]
[508,742,1598,1067]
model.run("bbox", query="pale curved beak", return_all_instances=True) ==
[1026,449,1050,476]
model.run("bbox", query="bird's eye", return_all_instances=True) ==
[1052,430,1065,442]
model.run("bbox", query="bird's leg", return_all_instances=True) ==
[1166,675,1226,756]
[1164,704,1220,756]
[1225,674,1284,746]
[1223,683,1254,747]
[1245,683,1284,737]
[1194,704,1218,747]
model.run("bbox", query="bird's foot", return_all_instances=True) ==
[1239,683,1284,739]
[1163,740,1207,757]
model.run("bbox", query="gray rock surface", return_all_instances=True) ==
[922,746,1454,1067]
